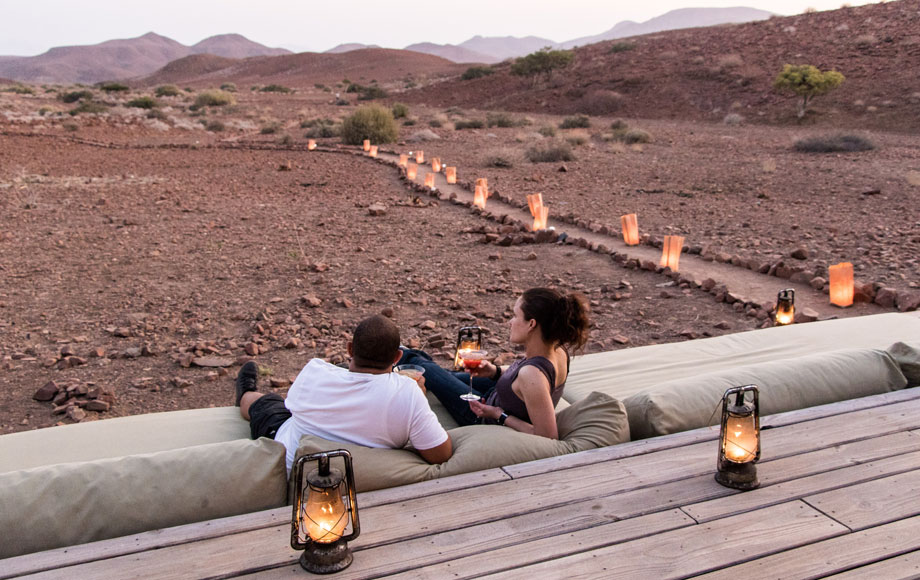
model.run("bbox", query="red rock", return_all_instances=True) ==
[66,406,86,422]
[244,343,260,356]
[874,287,898,308]
[85,400,111,412]
[367,203,387,216]
[301,294,322,308]
[790,247,809,260]
[191,356,234,368]
[896,291,920,312]
[612,334,630,345]
[284,337,302,349]
[33,381,60,402]
[419,320,437,330]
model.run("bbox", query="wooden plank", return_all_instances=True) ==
[243,511,694,579]
[506,389,920,479]
[685,436,920,523]
[804,469,920,531]
[821,549,920,580]
[695,515,920,580]
[477,502,846,580]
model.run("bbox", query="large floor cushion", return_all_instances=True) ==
[625,347,908,440]
[563,312,920,404]
[0,438,287,559]
[296,391,629,492]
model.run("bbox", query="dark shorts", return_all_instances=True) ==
[248,393,291,440]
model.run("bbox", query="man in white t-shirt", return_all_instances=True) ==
[236,315,452,472]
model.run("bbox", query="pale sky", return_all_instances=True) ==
[0,0,881,56]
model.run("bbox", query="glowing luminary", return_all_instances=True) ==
[475,178,488,197]
[620,213,639,246]
[431,158,442,172]
[660,235,685,271]
[473,186,487,209]
[533,206,549,231]
[526,193,544,218]
[406,163,418,180]
[829,262,854,307]
[416,150,425,164]
[424,173,436,188]
[362,140,370,152]
[445,167,457,184]
[368,145,378,158]
[398,154,408,167]
[307,140,317,151]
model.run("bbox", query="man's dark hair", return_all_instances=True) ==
[351,315,400,369]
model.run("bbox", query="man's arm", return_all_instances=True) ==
[418,433,453,464]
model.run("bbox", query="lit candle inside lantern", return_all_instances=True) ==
[406,163,418,180]
[302,483,348,543]
[431,158,441,172]
[368,145,378,158]
[774,288,795,325]
[475,178,488,197]
[660,235,685,271]
[829,262,854,307]
[533,206,549,231]
[307,139,317,151]
[424,173,436,188]
[445,167,457,184]
[416,150,424,164]
[398,154,408,167]
[723,413,759,463]
[473,186,487,209]
[621,214,639,246]
[362,140,370,152]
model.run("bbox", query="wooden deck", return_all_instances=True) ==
[5,387,920,579]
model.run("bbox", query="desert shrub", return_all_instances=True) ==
[155,85,181,97]
[357,85,387,100]
[538,125,557,137]
[146,108,168,120]
[484,149,519,168]
[334,98,349,106]
[195,90,236,108]
[302,118,340,138]
[608,42,635,53]
[578,89,623,115]
[774,64,845,118]
[391,102,409,118]
[98,82,129,92]
[723,113,744,125]
[526,141,575,163]
[565,131,589,146]
[261,122,282,134]
[854,34,877,48]
[38,106,52,115]
[220,83,238,92]
[205,120,225,132]
[428,119,442,128]
[314,83,326,90]
[793,134,874,153]
[461,66,494,80]
[454,119,485,130]
[560,114,590,129]
[277,134,293,146]
[69,102,108,115]
[402,118,416,126]
[341,105,398,145]
[717,54,744,71]
[610,119,628,130]
[126,96,157,109]
[512,48,575,85]
[260,84,292,94]
[1,84,34,94]
[60,90,94,103]
[623,129,651,144]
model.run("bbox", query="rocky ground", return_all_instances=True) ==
[1,88,917,434]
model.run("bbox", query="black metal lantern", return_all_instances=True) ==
[775,288,795,326]
[453,326,483,371]
[291,450,360,574]
[715,385,761,490]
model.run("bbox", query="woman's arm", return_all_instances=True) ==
[513,365,558,439]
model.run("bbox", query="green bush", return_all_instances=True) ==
[623,129,651,144]
[1,84,34,94]
[538,125,557,137]
[454,119,485,130]
[461,66,495,80]
[126,96,158,109]
[195,90,236,108]
[774,64,845,118]
[60,90,94,103]
[98,82,129,92]
[610,119,629,130]
[402,118,416,126]
[341,105,398,145]
[526,141,575,163]
[511,48,574,85]
[608,42,635,53]
[146,108,168,120]
[69,102,108,115]
[357,86,387,100]
[260,84,292,94]
[155,85,181,97]
[484,150,517,168]
[793,134,873,153]
[486,113,524,128]
[302,118,341,138]
[220,83,238,92]
[560,114,591,129]
[392,102,410,118]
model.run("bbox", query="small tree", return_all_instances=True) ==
[511,47,574,86]
[341,105,398,145]
[773,64,845,118]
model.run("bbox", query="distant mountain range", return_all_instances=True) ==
[0,32,290,84]
[0,7,774,84]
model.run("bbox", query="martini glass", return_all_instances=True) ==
[458,349,487,401]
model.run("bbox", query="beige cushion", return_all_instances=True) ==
[425,390,571,431]
[563,312,920,404]
[887,342,920,386]
[296,391,629,492]
[0,438,287,559]
[625,348,908,440]
[0,407,251,473]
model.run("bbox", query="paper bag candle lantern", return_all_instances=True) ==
[829,262,854,307]
[445,167,457,184]
[406,163,418,180]
[431,158,442,172]
[660,235,685,271]
[424,173,436,188]
[307,140,317,151]
[475,178,489,197]
[415,150,424,164]
[621,214,639,246]
[527,193,548,231]
[473,186,487,209]
[398,154,408,167]
[368,145,378,158]
[362,140,370,152]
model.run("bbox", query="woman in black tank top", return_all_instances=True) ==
[398,288,590,439]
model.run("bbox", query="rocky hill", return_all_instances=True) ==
[401,0,920,132]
